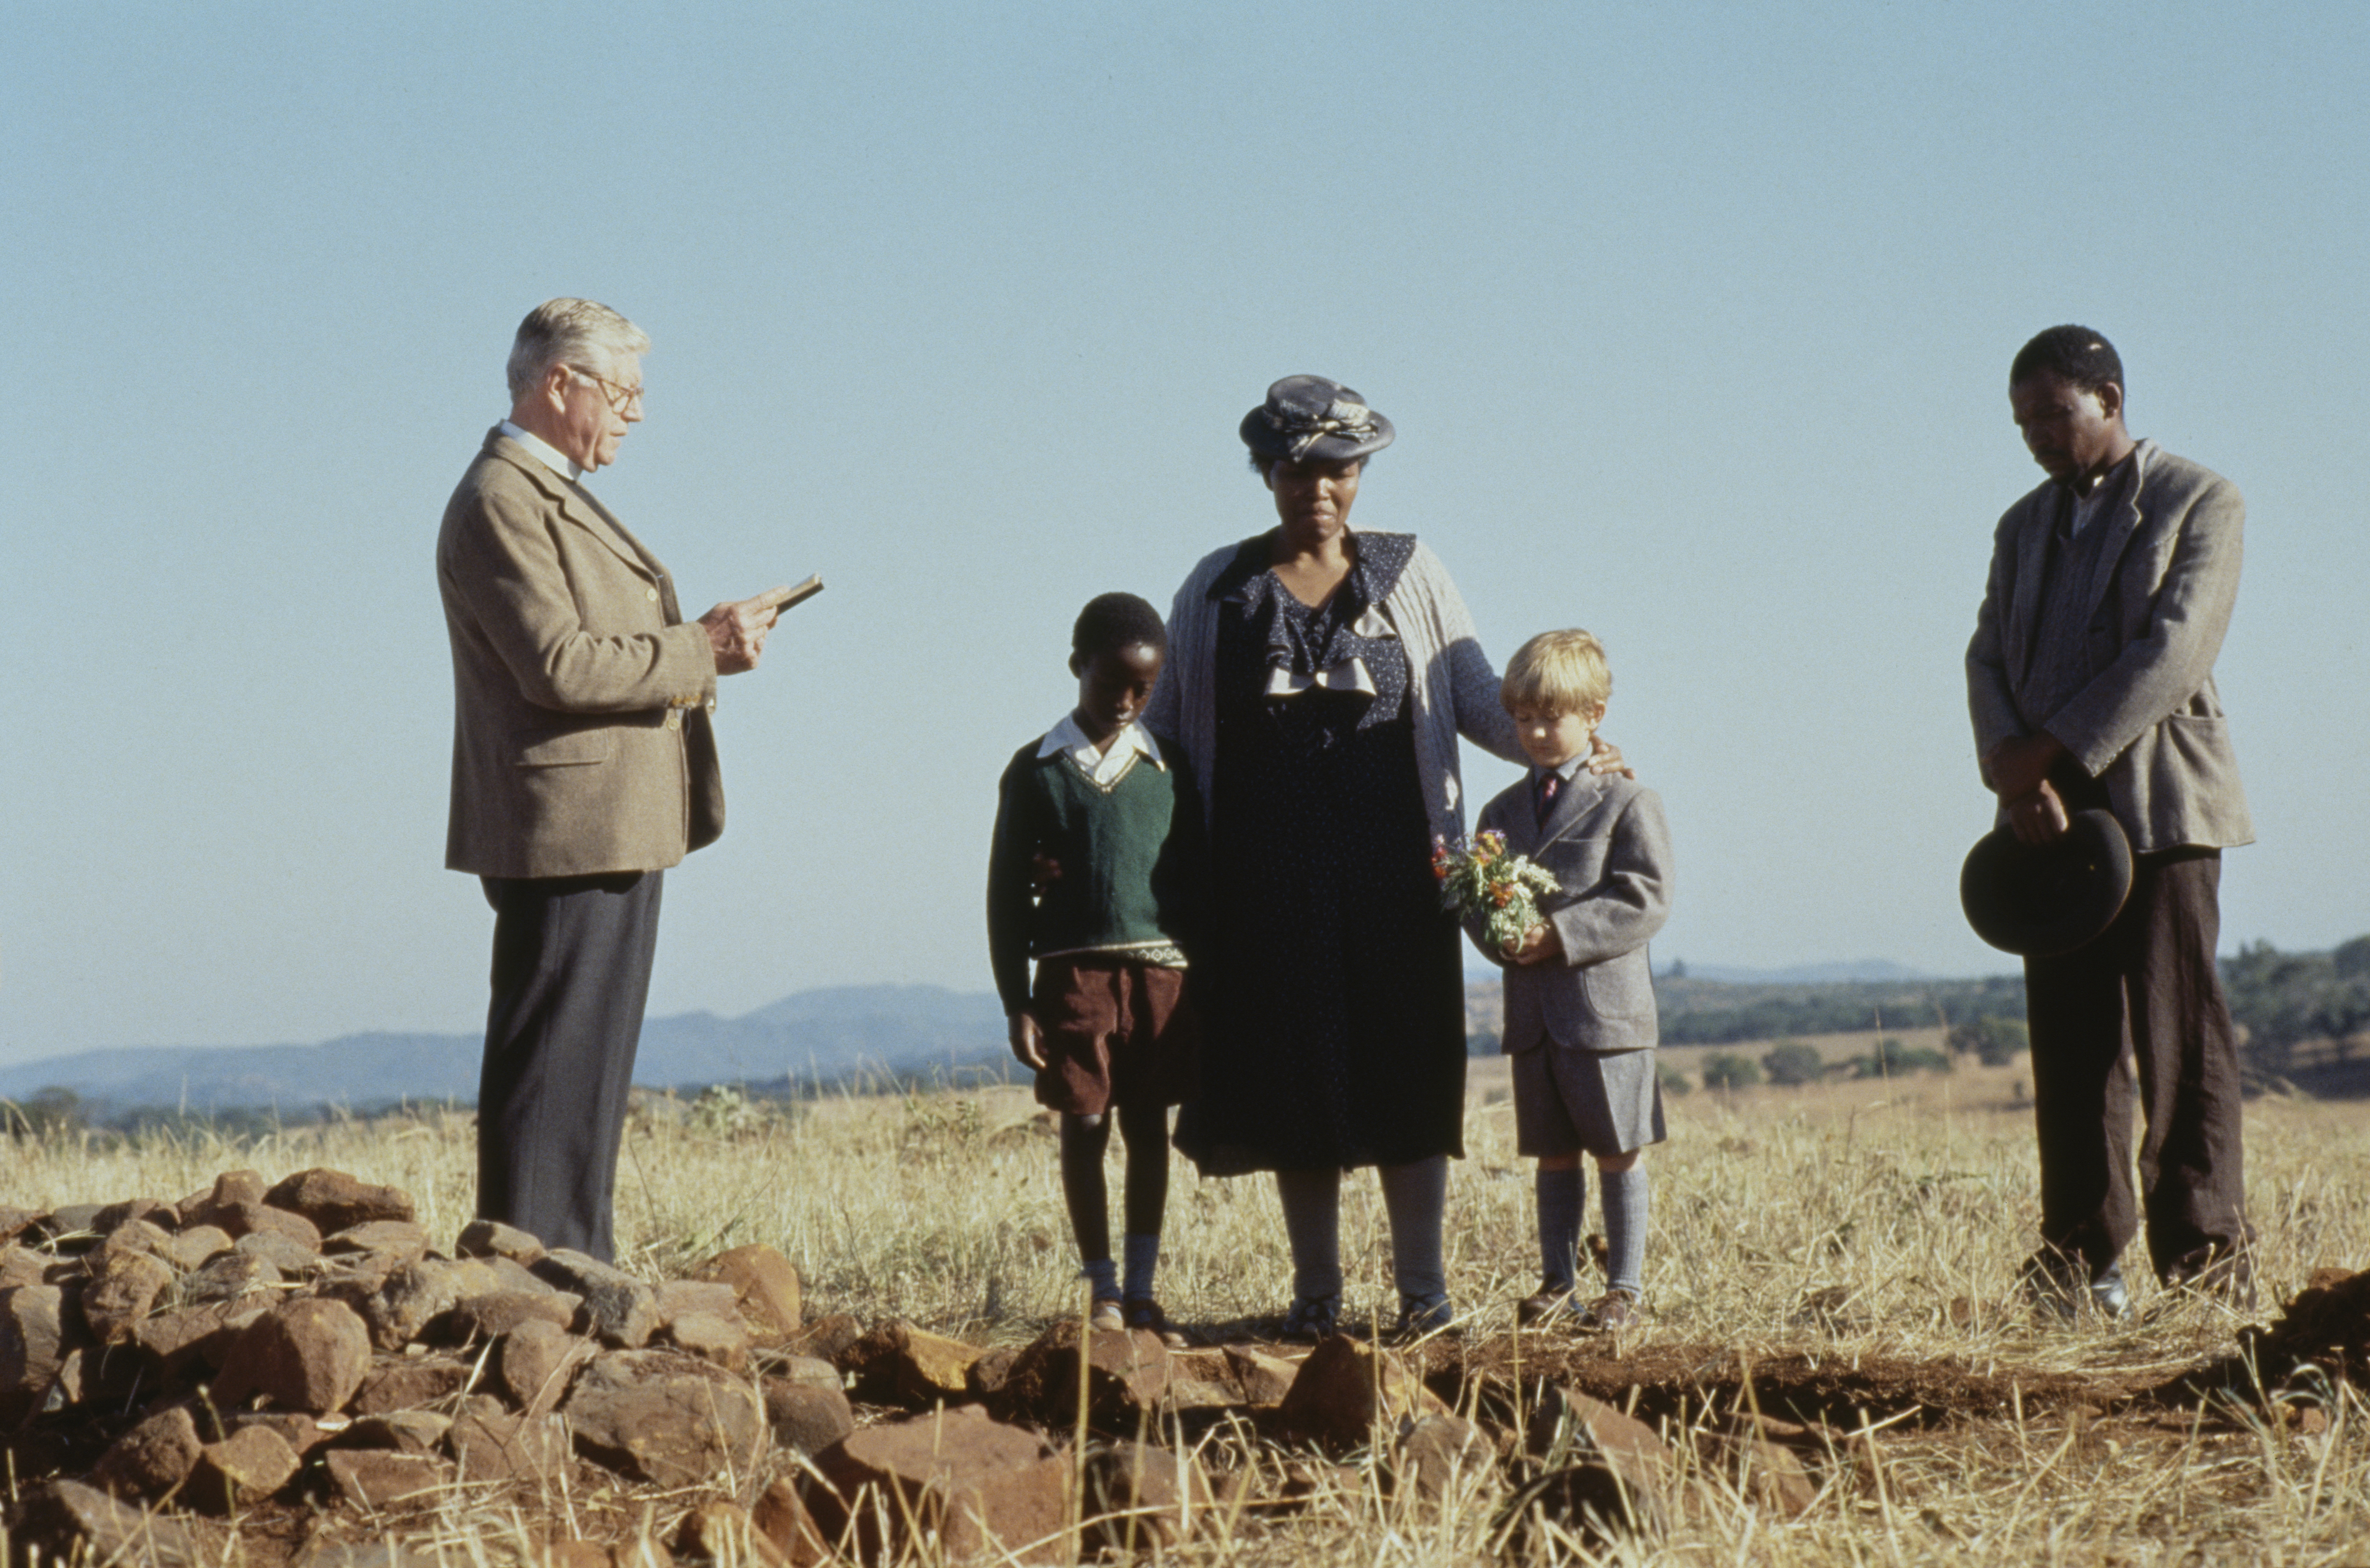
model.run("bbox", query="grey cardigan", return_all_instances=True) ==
[1145,531,1524,844]
[1966,440,2252,853]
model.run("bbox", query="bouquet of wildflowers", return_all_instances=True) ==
[1432,831,1561,953]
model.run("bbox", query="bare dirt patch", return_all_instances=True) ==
[1429,1336,2138,1431]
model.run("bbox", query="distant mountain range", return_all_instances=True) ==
[1,963,1966,1118]
[0,985,1011,1117]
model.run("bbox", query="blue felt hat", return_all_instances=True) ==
[1240,375,1396,465]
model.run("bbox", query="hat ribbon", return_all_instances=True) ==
[1270,399,1381,460]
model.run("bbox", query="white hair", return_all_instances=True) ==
[505,298,650,400]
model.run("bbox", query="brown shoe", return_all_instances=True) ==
[1088,1297,1125,1333]
[1517,1286,1579,1327]
[1575,1290,1638,1334]
[1122,1296,1189,1349]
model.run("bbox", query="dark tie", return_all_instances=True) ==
[1535,771,1561,817]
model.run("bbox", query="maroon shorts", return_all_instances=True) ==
[1031,956,1200,1116]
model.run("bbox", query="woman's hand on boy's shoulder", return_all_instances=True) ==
[1583,733,1633,780]
[1008,1011,1047,1070]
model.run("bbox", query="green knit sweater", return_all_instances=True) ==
[985,732,1206,1016]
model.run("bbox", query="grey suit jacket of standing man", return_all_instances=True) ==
[1967,438,2252,853]
[437,297,791,1262]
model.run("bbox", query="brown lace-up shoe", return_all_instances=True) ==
[1517,1285,1579,1327]
[1575,1290,1638,1334]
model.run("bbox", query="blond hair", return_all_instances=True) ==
[506,298,650,399]
[1501,629,1610,715]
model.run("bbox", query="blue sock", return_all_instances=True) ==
[1121,1233,1160,1299]
[1535,1165,1583,1293]
[1082,1257,1119,1302]
[1600,1166,1649,1298]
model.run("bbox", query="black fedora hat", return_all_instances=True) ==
[1960,809,2135,957]
[1240,375,1395,465]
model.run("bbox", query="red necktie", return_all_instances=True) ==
[1536,771,1560,816]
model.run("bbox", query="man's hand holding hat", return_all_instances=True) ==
[1987,731,2073,845]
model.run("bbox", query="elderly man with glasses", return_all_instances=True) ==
[436,297,793,1261]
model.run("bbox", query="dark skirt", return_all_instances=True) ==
[1175,562,1468,1175]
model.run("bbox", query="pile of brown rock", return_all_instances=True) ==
[0,1165,1817,1565]
[0,1167,813,1565]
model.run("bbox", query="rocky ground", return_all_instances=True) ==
[1,1163,2366,1566]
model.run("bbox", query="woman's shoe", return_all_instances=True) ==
[1088,1297,1126,1333]
[1123,1296,1190,1349]
[1281,1293,1341,1342]
[1392,1292,1455,1340]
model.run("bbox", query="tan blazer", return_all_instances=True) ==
[1966,440,2252,854]
[438,429,723,878]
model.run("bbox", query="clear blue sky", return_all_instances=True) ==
[5,3,2365,1063]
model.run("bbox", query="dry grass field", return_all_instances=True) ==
[7,1036,2369,1566]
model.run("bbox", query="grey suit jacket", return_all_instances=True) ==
[1468,771,1672,1056]
[438,429,724,879]
[1966,439,2252,854]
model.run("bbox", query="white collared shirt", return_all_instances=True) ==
[497,419,587,483]
[1038,713,1165,789]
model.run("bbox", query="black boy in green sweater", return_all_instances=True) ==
[987,593,1205,1343]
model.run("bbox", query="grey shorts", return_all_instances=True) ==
[1512,1045,1668,1159]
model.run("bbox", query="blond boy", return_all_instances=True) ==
[1465,630,1673,1330]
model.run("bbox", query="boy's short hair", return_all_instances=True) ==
[1071,592,1169,660]
[1501,629,1611,714]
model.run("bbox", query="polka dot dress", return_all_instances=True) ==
[1174,531,1469,1175]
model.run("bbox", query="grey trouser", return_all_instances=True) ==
[477,870,663,1262]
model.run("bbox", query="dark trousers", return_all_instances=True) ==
[477,870,663,1263]
[2024,841,2251,1286]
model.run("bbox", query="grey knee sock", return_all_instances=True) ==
[1121,1233,1160,1300]
[1274,1168,1343,1301]
[1081,1257,1119,1301]
[1600,1165,1649,1297]
[1378,1155,1449,1302]
[1535,1165,1584,1292]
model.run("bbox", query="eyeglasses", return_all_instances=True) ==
[569,366,644,413]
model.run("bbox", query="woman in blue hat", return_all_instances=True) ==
[1144,376,1621,1338]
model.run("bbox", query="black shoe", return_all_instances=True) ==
[1391,1292,1455,1341]
[2163,1245,2257,1312]
[2020,1250,2127,1324]
[1282,1293,1340,1342]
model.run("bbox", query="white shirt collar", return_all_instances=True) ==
[1534,752,1589,785]
[1038,714,1164,787]
[497,419,587,483]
